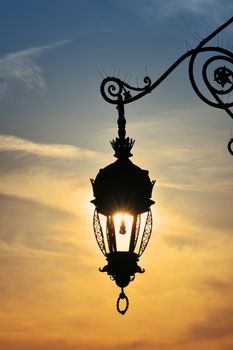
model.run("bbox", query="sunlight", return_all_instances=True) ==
[113,212,133,251]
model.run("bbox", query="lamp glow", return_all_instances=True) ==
[113,212,133,251]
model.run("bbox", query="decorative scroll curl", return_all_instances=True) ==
[189,46,233,118]
[100,76,152,105]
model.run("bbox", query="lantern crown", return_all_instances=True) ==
[91,158,155,216]
[91,96,155,216]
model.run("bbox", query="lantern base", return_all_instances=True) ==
[99,252,145,288]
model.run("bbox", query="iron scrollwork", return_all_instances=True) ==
[189,48,233,118]
[93,208,106,256]
[139,209,153,257]
[100,76,152,105]
[100,16,233,155]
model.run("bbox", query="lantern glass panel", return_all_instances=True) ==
[113,212,133,252]
[95,210,152,256]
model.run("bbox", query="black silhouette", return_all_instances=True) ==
[91,16,233,316]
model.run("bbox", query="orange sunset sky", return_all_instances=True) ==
[0,1,233,349]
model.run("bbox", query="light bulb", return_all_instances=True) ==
[119,218,126,235]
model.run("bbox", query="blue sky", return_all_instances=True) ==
[0,1,233,350]
[1,0,233,148]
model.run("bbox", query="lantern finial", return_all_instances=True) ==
[110,96,135,159]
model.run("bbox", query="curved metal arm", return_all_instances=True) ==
[100,51,193,105]
[101,46,233,111]
[101,16,233,106]
[100,16,233,155]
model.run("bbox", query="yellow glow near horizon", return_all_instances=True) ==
[113,212,133,251]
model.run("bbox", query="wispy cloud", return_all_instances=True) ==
[139,0,233,23]
[0,192,77,253]
[0,39,72,99]
[0,134,95,159]
[187,303,233,343]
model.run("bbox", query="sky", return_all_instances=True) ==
[0,1,233,349]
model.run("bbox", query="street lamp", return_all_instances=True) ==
[91,16,233,315]
[91,97,155,314]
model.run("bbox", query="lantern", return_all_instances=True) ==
[91,99,155,314]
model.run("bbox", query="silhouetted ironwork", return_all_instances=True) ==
[100,16,233,155]
[91,124,155,313]
[138,209,153,256]
[92,208,106,255]
[91,77,155,313]
[91,16,233,316]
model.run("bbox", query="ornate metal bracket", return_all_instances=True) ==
[100,16,233,155]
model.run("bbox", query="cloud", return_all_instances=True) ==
[203,278,233,293]
[0,192,79,254]
[137,0,233,23]
[0,338,152,350]
[0,134,101,186]
[0,39,72,99]
[177,273,233,348]
[0,191,99,349]
[162,233,202,250]
[0,134,98,217]
[188,305,233,342]
[0,134,95,159]
[158,0,225,17]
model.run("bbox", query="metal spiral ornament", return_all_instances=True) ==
[188,15,233,121]
[100,76,152,105]
[189,47,233,114]
[188,23,233,156]
[100,16,233,156]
